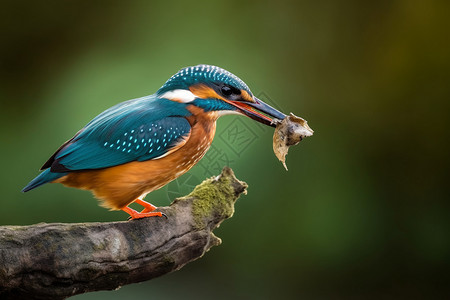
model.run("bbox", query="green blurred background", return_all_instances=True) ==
[1,0,449,299]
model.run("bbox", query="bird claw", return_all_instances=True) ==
[123,200,167,220]
[127,211,168,220]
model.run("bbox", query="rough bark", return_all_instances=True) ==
[0,167,247,299]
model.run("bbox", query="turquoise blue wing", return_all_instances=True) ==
[45,96,192,172]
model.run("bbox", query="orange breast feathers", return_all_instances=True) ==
[55,108,218,210]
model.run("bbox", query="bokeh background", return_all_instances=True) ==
[1,0,449,299]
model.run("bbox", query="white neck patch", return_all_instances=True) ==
[159,89,197,103]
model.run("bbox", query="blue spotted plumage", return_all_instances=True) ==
[23,95,192,191]
[54,117,190,171]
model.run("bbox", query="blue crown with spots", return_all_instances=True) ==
[157,64,253,96]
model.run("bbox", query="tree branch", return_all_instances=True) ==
[0,167,247,300]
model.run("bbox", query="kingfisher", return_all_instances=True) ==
[22,65,286,219]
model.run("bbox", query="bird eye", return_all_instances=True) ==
[220,85,241,97]
[221,85,232,96]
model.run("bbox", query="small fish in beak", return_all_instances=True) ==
[273,113,314,170]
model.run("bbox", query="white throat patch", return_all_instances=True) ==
[159,89,197,103]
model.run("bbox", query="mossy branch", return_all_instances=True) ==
[0,167,247,300]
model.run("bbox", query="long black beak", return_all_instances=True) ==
[230,97,286,127]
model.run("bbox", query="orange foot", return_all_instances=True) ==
[122,199,167,219]
[135,199,157,213]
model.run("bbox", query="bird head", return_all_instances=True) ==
[156,65,286,127]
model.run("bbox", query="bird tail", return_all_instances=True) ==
[22,169,67,192]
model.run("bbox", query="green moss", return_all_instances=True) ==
[188,176,236,229]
